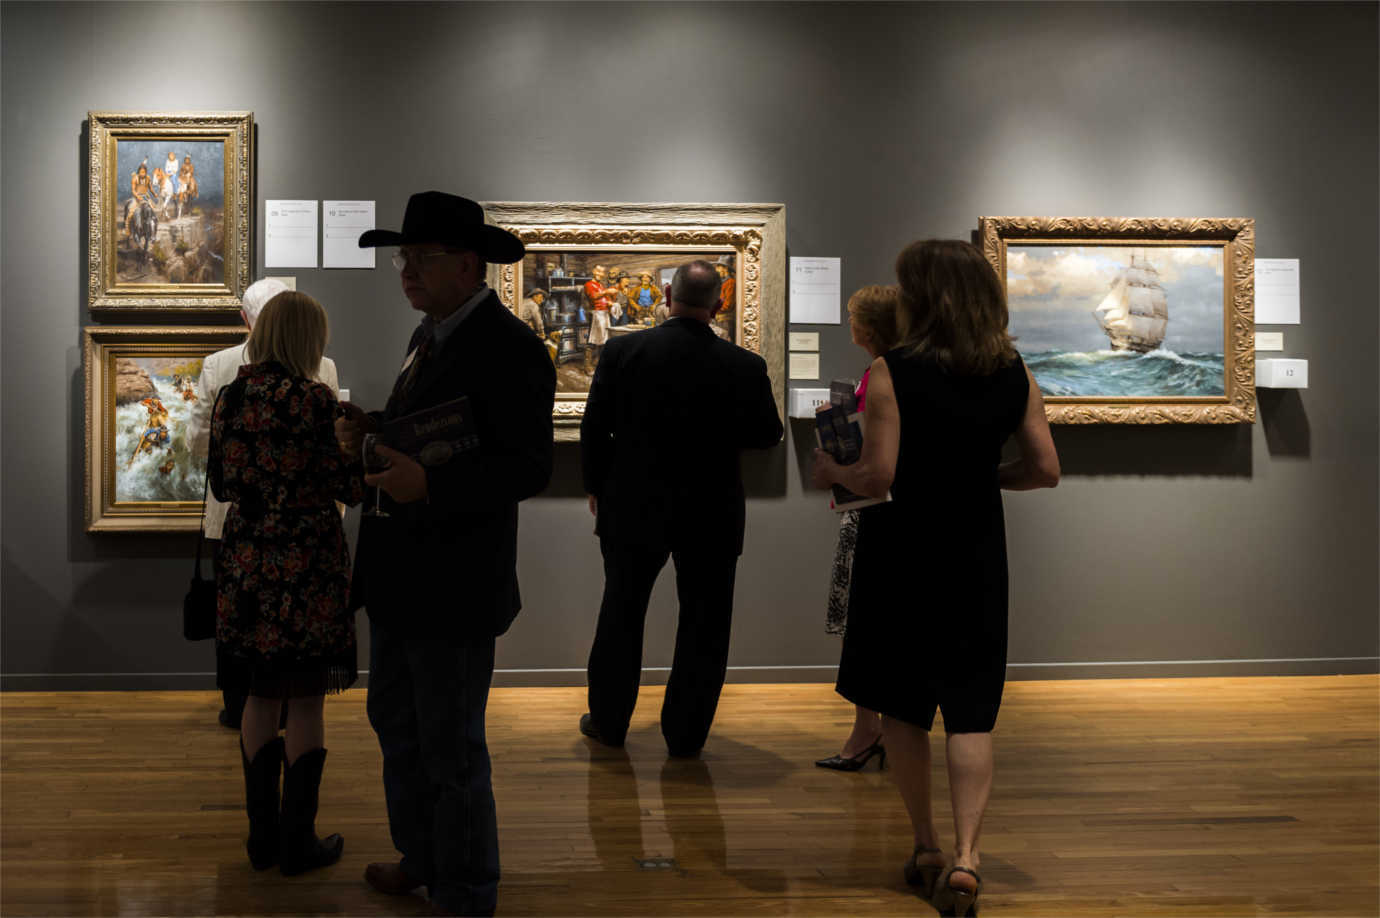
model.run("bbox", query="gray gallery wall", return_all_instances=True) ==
[3,1,1377,690]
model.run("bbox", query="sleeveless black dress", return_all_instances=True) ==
[836,349,1029,733]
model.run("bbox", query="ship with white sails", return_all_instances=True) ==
[1093,253,1168,352]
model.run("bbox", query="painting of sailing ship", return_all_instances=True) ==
[1006,245,1226,398]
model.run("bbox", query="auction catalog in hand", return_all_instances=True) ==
[814,380,889,512]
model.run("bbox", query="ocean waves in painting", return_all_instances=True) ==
[1024,349,1225,398]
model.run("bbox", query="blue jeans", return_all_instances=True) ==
[367,622,498,916]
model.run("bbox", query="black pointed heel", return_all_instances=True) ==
[814,738,885,771]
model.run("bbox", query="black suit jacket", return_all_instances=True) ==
[352,292,556,639]
[580,317,782,556]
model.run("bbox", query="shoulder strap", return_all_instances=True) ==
[193,378,244,578]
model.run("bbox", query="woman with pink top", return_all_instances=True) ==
[815,285,903,772]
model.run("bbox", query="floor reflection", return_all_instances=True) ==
[582,730,792,897]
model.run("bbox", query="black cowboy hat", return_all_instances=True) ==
[358,191,525,264]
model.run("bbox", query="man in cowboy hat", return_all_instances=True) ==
[518,287,547,338]
[337,191,555,916]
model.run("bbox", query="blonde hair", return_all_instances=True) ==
[894,239,1017,375]
[246,291,329,379]
[847,284,902,353]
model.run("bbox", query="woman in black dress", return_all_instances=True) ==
[209,291,364,876]
[813,240,1060,915]
[817,285,901,772]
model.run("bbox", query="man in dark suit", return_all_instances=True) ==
[579,259,782,757]
[338,192,555,917]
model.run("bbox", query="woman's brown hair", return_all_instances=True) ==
[246,291,329,380]
[846,284,902,353]
[894,239,1017,375]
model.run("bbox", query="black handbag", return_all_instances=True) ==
[183,383,233,641]
[182,526,217,641]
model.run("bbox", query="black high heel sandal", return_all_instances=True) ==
[902,845,944,898]
[814,737,886,771]
[934,864,982,917]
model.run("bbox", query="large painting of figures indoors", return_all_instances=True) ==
[517,250,740,391]
[85,327,247,532]
[485,202,787,439]
[979,217,1256,424]
[88,111,252,313]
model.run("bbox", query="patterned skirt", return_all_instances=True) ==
[825,510,860,635]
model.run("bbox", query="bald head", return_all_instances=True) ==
[670,260,721,313]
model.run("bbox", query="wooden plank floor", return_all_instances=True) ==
[2,677,1377,916]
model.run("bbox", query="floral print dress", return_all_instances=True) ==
[208,362,365,698]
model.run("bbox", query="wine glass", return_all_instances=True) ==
[362,433,391,518]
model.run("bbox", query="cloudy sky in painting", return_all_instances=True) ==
[1007,245,1225,354]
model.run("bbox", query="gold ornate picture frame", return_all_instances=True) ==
[88,111,252,314]
[979,216,1255,424]
[85,326,248,532]
[484,202,786,440]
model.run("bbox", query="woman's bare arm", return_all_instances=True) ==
[812,357,899,500]
[999,363,1060,491]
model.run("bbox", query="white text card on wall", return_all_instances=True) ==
[1255,258,1300,324]
[265,200,318,268]
[789,257,841,324]
[323,201,376,269]
[789,352,821,380]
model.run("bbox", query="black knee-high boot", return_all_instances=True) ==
[278,748,343,876]
[240,736,284,870]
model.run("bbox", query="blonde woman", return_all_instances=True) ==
[208,291,364,876]
[813,241,1059,914]
[816,285,901,773]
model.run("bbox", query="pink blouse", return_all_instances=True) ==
[856,367,872,412]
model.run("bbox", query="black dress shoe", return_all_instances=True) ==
[364,861,423,896]
[579,713,623,747]
[218,708,241,730]
[815,738,886,771]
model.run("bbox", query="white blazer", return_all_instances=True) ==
[186,341,339,539]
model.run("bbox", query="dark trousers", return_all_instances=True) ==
[586,540,738,754]
[367,621,499,917]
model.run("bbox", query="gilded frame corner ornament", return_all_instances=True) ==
[84,325,248,533]
[483,202,787,441]
[88,110,253,315]
[979,216,1256,425]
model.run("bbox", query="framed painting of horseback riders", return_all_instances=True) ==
[87,111,253,314]
[979,216,1256,424]
[84,326,247,532]
[483,202,787,441]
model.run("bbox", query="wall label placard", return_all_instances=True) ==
[789,257,841,324]
[1255,258,1300,325]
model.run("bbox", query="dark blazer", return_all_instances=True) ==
[580,316,782,556]
[352,291,556,639]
